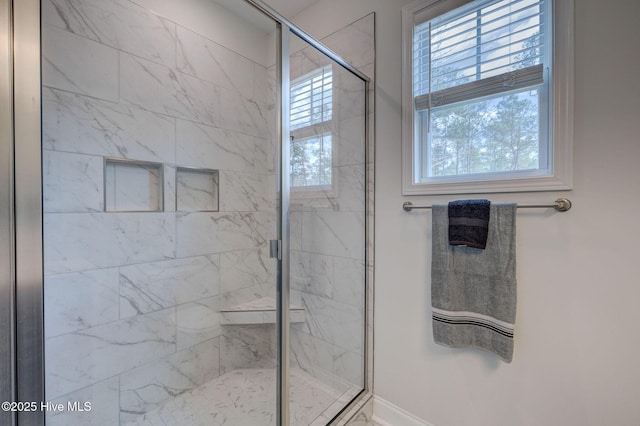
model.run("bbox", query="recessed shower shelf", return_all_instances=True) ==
[220,297,306,325]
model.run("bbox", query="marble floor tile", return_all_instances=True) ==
[123,368,361,426]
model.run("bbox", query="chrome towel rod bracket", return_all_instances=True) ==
[402,198,572,213]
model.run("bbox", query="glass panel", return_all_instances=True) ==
[421,88,542,179]
[289,30,367,425]
[41,0,279,424]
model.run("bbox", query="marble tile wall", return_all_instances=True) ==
[289,14,374,398]
[42,0,277,423]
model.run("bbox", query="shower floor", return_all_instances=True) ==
[124,368,361,426]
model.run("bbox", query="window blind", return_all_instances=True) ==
[290,65,333,130]
[413,0,546,110]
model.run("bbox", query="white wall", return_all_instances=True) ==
[291,0,640,425]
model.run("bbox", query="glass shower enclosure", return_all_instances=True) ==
[3,0,369,425]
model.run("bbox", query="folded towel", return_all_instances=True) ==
[448,199,491,249]
[432,202,517,363]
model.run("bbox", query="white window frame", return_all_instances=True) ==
[402,0,573,195]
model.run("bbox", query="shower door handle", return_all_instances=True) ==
[269,239,281,260]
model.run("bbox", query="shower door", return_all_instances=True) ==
[40,0,283,424]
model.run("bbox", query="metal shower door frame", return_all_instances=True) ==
[5,0,45,425]
[0,0,17,424]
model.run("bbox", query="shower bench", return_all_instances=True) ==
[220,297,306,325]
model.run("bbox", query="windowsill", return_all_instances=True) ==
[403,173,572,196]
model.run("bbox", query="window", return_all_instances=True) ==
[290,65,333,190]
[402,0,573,195]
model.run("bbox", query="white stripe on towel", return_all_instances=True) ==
[432,307,514,332]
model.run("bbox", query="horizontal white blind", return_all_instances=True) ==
[413,0,546,100]
[290,65,333,130]
[415,63,542,110]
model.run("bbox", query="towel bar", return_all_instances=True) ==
[402,198,572,213]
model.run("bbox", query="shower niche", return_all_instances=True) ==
[104,158,163,212]
[176,167,219,212]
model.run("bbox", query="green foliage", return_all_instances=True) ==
[290,135,332,187]
[427,91,539,177]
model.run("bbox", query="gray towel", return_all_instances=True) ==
[431,202,517,363]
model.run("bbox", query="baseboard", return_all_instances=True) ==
[372,396,433,426]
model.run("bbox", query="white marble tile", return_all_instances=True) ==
[262,135,277,174]
[177,296,221,350]
[164,164,177,213]
[176,168,219,212]
[120,53,220,126]
[290,45,331,82]
[44,268,119,338]
[46,308,176,399]
[43,88,175,164]
[296,293,364,353]
[218,86,268,138]
[122,369,342,426]
[46,377,119,426]
[290,211,303,252]
[335,72,367,123]
[291,250,334,299]
[45,0,176,67]
[43,150,103,213]
[120,255,220,318]
[333,346,364,389]
[264,65,277,110]
[220,283,274,310]
[217,211,276,252]
[334,118,366,168]
[321,14,375,78]
[333,257,365,308]
[42,0,66,28]
[219,170,274,212]
[120,338,220,423]
[290,328,333,380]
[175,212,219,258]
[220,326,275,373]
[334,165,366,213]
[176,26,254,100]
[44,212,176,275]
[220,248,274,294]
[175,119,269,174]
[300,210,365,259]
[42,25,118,101]
[254,63,270,105]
